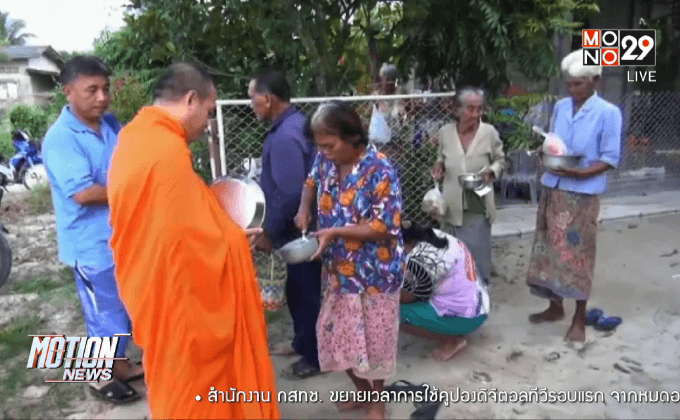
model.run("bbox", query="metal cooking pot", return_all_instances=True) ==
[278,233,319,265]
[210,176,266,229]
[542,153,582,172]
[458,173,485,191]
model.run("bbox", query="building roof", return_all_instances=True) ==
[0,46,66,67]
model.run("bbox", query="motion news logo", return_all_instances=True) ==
[26,334,130,382]
[582,29,656,66]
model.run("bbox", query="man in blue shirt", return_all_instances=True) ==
[42,56,142,402]
[526,49,622,343]
[248,69,322,379]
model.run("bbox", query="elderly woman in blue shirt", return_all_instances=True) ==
[526,49,622,342]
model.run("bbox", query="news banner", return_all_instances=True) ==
[197,387,680,406]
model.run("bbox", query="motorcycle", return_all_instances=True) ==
[0,176,12,288]
[0,130,49,190]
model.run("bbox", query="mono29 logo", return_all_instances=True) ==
[582,29,656,66]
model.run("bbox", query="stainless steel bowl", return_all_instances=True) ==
[210,176,266,229]
[278,235,319,265]
[543,153,582,172]
[458,173,485,191]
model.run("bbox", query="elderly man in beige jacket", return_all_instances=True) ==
[433,87,505,284]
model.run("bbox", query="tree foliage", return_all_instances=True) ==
[95,0,597,99]
[396,0,599,93]
[0,12,34,46]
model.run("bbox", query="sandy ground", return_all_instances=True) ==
[89,213,680,420]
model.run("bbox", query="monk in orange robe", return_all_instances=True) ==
[107,63,279,419]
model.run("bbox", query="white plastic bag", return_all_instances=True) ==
[368,105,391,145]
[421,181,446,218]
[542,133,567,155]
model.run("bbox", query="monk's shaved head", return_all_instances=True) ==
[153,62,215,102]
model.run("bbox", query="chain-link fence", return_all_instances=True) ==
[517,91,680,194]
[212,91,680,281]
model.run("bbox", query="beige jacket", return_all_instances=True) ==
[436,122,506,226]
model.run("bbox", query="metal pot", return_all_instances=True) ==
[458,173,485,191]
[210,176,266,229]
[278,234,319,265]
[543,153,582,172]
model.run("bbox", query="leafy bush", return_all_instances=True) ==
[486,93,555,151]
[45,86,69,122]
[110,75,150,124]
[8,104,50,141]
[190,136,212,184]
[0,132,13,161]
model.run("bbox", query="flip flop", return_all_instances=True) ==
[89,381,141,404]
[384,380,429,400]
[282,358,323,380]
[585,308,605,326]
[594,316,622,331]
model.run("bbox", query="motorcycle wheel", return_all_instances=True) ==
[23,164,49,190]
[0,232,11,288]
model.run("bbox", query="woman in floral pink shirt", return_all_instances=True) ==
[295,101,404,420]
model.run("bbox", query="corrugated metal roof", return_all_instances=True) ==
[0,45,47,59]
[0,46,65,66]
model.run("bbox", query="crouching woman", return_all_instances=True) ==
[400,221,490,361]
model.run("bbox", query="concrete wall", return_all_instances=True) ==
[0,55,60,113]
[0,59,35,113]
[27,55,61,74]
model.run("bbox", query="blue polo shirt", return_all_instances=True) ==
[43,106,120,269]
[542,93,622,195]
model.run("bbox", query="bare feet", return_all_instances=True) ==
[565,318,586,342]
[365,402,386,420]
[431,337,468,362]
[270,343,297,357]
[529,304,565,324]
[335,400,366,413]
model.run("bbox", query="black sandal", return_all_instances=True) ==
[411,401,442,420]
[89,381,141,404]
[384,380,428,396]
[283,358,323,380]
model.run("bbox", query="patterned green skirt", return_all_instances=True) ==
[526,188,600,301]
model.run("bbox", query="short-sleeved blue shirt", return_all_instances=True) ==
[541,93,623,195]
[43,106,119,269]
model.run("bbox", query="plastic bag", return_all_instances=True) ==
[368,105,391,144]
[259,256,286,311]
[421,181,446,218]
[542,133,567,156]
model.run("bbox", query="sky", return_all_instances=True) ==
[0,0,129,53]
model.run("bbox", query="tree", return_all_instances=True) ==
[0,12,34,46]
[96,0,597,99]
[95,0,406,97]
[396,0,600,93]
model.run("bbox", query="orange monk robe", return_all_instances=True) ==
[107,106,279,419]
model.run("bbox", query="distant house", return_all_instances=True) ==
[0,46,66,115]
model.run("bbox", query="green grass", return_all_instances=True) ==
[265,310,286,324]
[42,281,78,306]
[12,274,65,295]
[0,358,28,401]
[27,184,52,215]
[0,316,45,362]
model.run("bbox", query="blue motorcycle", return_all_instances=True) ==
[0,130,48,190]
